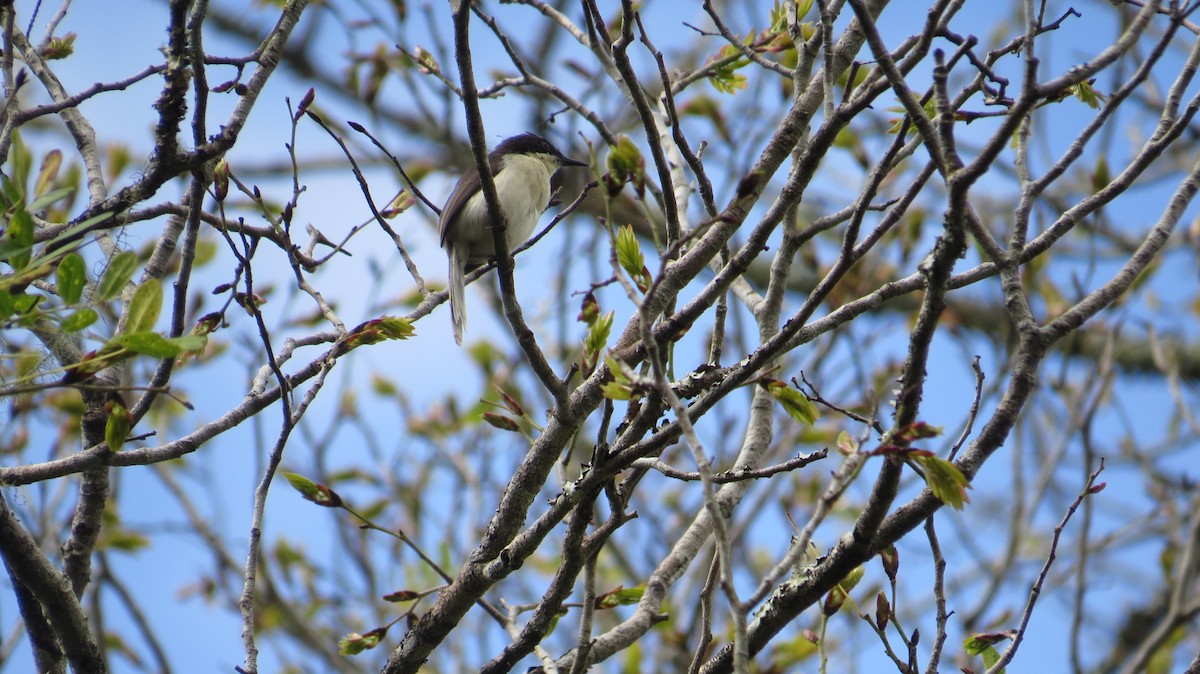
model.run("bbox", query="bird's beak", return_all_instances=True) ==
[560,155,588,168]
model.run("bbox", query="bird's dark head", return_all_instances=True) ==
[493,133,588,168]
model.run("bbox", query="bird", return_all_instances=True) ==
[439,133,588,345]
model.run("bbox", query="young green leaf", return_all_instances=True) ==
[582,309,614,374]
[606,135,645,197]
[964,632,1010,673]
[6,207,34,270]
[28,185,76,213]
[60,308,98,333]
[126,279,163,334]
[838,565,865,593]
[1071,80,1105,109]
[97,251,138,301]
[105,401,132,451]
[167,334,208,354]
[343,316,416,349]
[338,627,387,655]
[111,332,182,359]
[282,472,344,508]
[34,149,62,197]
[614,224,653,291]
[41,32,76,60]
[577,290,600,325]
[761,379,820,426]
[594,583,646,609]
[601,354,637,401]
[56,252,87,304]
[836,430,859,455]
[914,454,971,510]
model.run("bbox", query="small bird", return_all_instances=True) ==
[439,133,588,345]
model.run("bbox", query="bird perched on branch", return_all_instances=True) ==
[439,133,588,345]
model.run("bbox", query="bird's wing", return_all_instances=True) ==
[438,151,506,247]
[438,163,479,248]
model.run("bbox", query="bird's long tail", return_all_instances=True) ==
[448,246,467,346]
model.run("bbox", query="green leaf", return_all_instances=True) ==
[27,185,75,213]
[344,315,416,348]
[761,379,820,426]
[708,51,750,94]
[102,529,149,552]
[339,627,386,655]
[583,310,614,361]
[6,207,34,270]
[1091,154,1111,193]
[41,32,76,60]
[915,455,971,510]
[601,355,636,401]
[1071,80,1104,109]
[595,583,646,609]
[577,290,600,325]
[894,421,943,443]
[34,149,62,198]
[126,279,162,334]
[282,472,343,507]
[60,308,98,333]
[166,334,208,354]
[377,315,415,339]
[601,381,634,401]
[836,430,858,455]
[9,132,31,193]
[12,293,41,316]
[56,252,86,304]
[105,401,132,451]
[614,225,652,292]
[838,565,865,592]
[964,632,1010,674]
[112,332,181,359]
[605,135,645,197]
[607,136,643,180]
[43,210,115,250]
[678,95,731,142]
[97,251,138,301]
[371,373,398,396]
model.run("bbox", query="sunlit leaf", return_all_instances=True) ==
[60,308,98,333]
[97,251,138,301]
[914,454,971,510]
[34,150,63,197]
[105,401,132,451]
[614,225,652,292]
[595,583,646,609]
[339,627,387,655]
[282,472,343,508]
[56,252,87,304]
[111,332,181,359]
[761,379,820,426]
[126,279,163,334]
[6,207,33,270]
